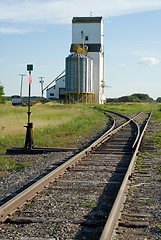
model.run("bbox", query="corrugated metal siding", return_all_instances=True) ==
[65,53,93,93]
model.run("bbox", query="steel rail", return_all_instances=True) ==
[97,111,143,147]
[0,111,143,223]
[131,119,140,149]
[0,114,115,223]
[99,111,152,240]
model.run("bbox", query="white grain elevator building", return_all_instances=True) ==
[66,16,105,104]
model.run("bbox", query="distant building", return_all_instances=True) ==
[69,17,105,104]
[46,16,106,104]
[46,75,65,100]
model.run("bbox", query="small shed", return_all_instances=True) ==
[46,75,65,100]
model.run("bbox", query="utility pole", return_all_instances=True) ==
[19,74,26,97]
[39,77,44,98]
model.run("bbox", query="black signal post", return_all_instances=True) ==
[6,62,70,154]
[24,64,34,149]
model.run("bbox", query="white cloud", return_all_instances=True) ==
[119,63,128,67]
[0,0,161,24]
[0,26,46,34]
[138,57,160,66]
[0,27,30,34]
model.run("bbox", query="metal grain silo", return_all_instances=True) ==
[70,17,105,104]
[65,52,94,103]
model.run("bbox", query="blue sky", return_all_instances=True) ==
[0,0,161,100]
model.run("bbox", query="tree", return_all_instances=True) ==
[118,96,133,102]
[0,84,5,104]
[131,93,153,102]
[156,97,161,103]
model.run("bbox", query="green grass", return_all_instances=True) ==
[153,132,161,148]
[26,202,32,206]
[34,107,108,147]
[153,104,161,122]
[0,156,29,171]
[138,153,144,158]
[93,102,155,114]
[0,103,108,152]
[0,102,108,172]
[157,225,161,232]
[94,103,161,149]
[143,152,152,156]
[129,187,134,194]
[48,230,54,234]
[79,200,98,208]
[152,105,161,148]
[136,153,151,170]
[1,101,161,173]
[139,199,152,205]
[155,166,161,174]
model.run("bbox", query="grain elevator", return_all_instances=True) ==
[65,17,105,104]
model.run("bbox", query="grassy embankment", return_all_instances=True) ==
[0,102,108,172]
[96,102,161,150]
[95,102,161,151]
[0,102,161,174]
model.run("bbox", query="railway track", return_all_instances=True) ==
[0,110,152,239]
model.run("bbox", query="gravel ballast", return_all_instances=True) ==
[114,117,161,240]
[0,115,160,239]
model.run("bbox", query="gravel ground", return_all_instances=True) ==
[114,117,161,240]
[0,114,160,240]
[0,152,73,203]
[0,121,110,204]
[0,116,135,240]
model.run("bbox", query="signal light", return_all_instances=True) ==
[27,64,33,71]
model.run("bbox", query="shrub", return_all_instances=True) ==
[0,84,5,104]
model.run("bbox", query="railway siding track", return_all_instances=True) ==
[0,111,132,223]
[100,111,152,240]
[0,111,151,239]
[113,116,161,240]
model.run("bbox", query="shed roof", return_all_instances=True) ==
[72,17,102,24]
[46,75,65,91]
